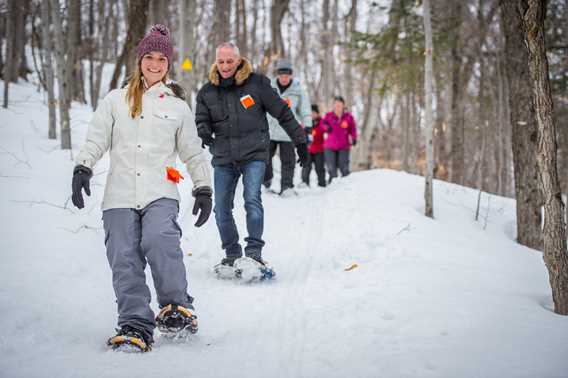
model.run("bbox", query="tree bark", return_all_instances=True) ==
[109,0,149,91]
[423,0,435,218]
[3,0,16,108]
[50,0,71,149]
[68,0,86,103]
[521,0,568,315]
[40,0,57,139]
[500,0,543,250]
[259,0,290,74]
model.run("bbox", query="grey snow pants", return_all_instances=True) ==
[102,198,192,339]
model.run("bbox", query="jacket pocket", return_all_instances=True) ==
[153,110,180,127]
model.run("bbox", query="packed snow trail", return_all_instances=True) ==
[1,81,568,378]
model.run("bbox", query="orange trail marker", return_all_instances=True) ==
[344,263,359,272]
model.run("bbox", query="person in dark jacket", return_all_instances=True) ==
[195,42,308,270]
[300,104,327,188]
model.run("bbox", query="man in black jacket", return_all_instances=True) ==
[196,42,308,273]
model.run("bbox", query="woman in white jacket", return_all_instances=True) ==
[71,24,211,352]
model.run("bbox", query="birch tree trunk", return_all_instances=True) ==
[423,0,435,218]
[50,0,71,150]
[40,0,57,139]
[178,0,196,103]
[521,0,568,315]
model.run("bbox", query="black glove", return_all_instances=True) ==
[192,186,213,227]
[296,143,309,167]
[72,165,93,209]
[197,123,215,148]
[352,139,357,146]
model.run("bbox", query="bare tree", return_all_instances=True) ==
[39,0,57,139]
[521,0,568,315]
[3,0,16,108]
[500,0,543,250]
[109,0,149,91]
[423,0,435,218]
[49,0,71,149]
[260,0,291,73]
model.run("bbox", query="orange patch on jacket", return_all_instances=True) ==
[166,166,184,183]
[240,95,255,109]
[284,97,292,108]
[340,120,349,129]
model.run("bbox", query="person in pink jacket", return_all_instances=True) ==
[322,96,357,183]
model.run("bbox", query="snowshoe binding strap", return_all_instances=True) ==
[107,334,151,352]
[156,304,198,335]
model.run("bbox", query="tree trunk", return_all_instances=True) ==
[40,0,57,139]
[178,0,196,103]
[235,0,248,58]
[423,0,435,219]
[50,0,71,150]
[68,0,85,103]
[500,0,543,250]
[449,0,464,185]
[521,0,568,315]
[93,0,112,109]
[260,0,290,74]
[3,0,16,108]
[344,0,357,108]
[109,0,149,91]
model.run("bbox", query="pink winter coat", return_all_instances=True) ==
[322,111,357,151]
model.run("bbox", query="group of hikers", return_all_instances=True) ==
[70,24,357,352]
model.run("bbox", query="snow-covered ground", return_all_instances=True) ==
[1,79,567,378]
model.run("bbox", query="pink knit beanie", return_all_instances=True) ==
[136,24,173,66]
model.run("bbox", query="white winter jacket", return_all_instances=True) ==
[76,81,211,211]
[267,78,311,142]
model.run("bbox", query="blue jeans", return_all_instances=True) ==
[214,160,266,259]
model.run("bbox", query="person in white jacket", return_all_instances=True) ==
[263,59,311,196]
[71,24,211,352]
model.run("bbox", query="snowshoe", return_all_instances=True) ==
[107,325,152,353]
[155,304,198,340]
[233,256,276,282]
[213,257,241,279]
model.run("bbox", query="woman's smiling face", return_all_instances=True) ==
[140,51,168,86]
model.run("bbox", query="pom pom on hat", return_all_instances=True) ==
[137,24,173,66]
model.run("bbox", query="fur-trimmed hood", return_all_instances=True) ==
[208,58,253,86]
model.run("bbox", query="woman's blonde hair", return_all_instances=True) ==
[125,64,168,118]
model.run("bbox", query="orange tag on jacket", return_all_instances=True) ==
[240,95,255,109]
[340,120,349,129]
[166,166,184,184]
[284,97,292,108]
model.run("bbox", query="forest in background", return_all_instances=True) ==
[1,0,568,312]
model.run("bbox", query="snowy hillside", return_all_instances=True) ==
[1,80,567,378]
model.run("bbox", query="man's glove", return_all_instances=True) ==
[352,139,357,146]
[192,186,213,227]
[72,165,93,209]
[197,123,215,148]
[296,143,309,167]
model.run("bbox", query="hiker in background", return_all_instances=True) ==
[263,58,312,197]
[195,43,308,278]
[300,104,327,188]
[322,96,357,183]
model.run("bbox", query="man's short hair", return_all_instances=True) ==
[216,42,240,57]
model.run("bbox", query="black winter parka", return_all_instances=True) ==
[195,58,306,166]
